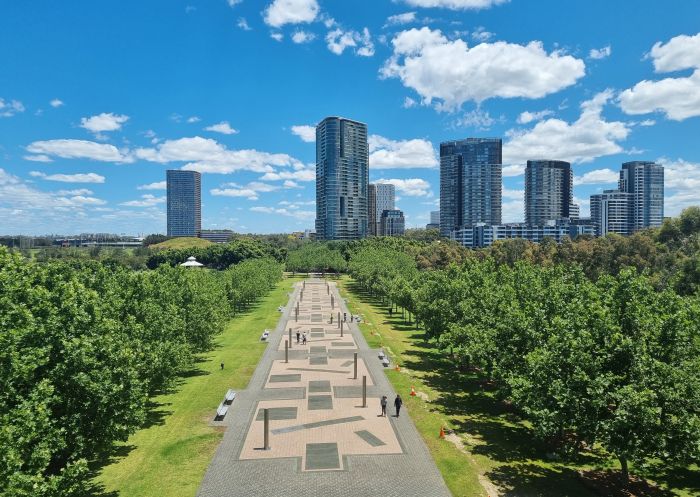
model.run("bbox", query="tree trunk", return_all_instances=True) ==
[619,456,629,483]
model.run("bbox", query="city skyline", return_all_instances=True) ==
[1,1,700,235]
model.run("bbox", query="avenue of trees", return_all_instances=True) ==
[0,248,282,496]
[345,228,700,481]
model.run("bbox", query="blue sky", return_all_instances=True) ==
[1,0,699,235]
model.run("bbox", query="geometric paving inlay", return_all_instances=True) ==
[272,415,365,435]
[269,374,302,383]
[305,443,340,470]
[255,407,298,421]
[308,380,331,393]
[355,430,386,447]
[308,394,333,410]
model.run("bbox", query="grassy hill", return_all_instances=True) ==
[150,237,213,250]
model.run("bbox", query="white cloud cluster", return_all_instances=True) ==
[657,157,700,216]
[0,98,25,117]
[471,26,494,42]
[375,177,432,196]
[26,139,132,162]
[204,121,239,135]
[237,17,252,31]
[50,99,64,108]
[137,181,166,190]
[369,134,438,169]
[573,168,619,185]
[121,194,165,207]
[211,181,281,200]
[29,171,106,183]
[263,0,319,28]
[292,30,316,43]
[400,0,507,10]
[619,32,700,121]
[385,12,417,27]
[260,162,315,182]
[291,124,316,142]
[456,109,497,129]
[589,45,612,60]
[517,109,553,124]
[504,90,630,166]
[326,27,375,56]
[250,205,315,220]
[80,112,129,134]
[381,27,586,109]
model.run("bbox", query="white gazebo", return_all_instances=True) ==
[180,256,204,268]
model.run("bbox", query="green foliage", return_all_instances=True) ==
[285,243,346,273]
[147,238,284,270]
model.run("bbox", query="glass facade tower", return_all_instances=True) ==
[439,138,502,237]
[368,183,395,236]
[315,117,369,240]
[525,160,574,225]
[619,161,664,231]
[166,170,201,237]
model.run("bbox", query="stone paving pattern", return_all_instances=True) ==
[197,279,452,497]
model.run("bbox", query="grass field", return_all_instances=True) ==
[94,277,299,497]
[337,277,700,497]
[150,237,213,250]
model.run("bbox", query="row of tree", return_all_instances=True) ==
[0,248,282,496]
[146,238,285,270]
[347,240,700,481]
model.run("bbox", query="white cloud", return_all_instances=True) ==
[211,181,279,200]
[187,116,201,123]
[55,188,93,196]
[504,90,630,166]
[49,98,64,108]
[326,27,375,56]
[573,168,619,185]
[23,154,53,163]
[619,32,700,121]
[26,139,132,162]
[0,98,25,117]
[205,121,239,135]
[517,109,554,124]
[29,171,105,183]
[639,119,656,126]
[471,26,494,42]
[137,181,167,190]
[121,194,165,207]
[259,162,315,182]
[456,108,497,129]
[589,45,612,60]
[376,178,432,196]
[381,27,585,110]
[502,187,524,223]
[292,30,316,43]
[250,205,315,220]
[237,17,252,30]
[270,32,284,42]
[228,0,242,7]
[291,124,316,142]
[80,112,129,134]
[400,0,508,9]
[502,164,525,177]
[403,96,418,108]
[385,12,417,27]
[134,136,303,174]
[263,0,319,28]
[369,134,438,169]
[657,157,700,216]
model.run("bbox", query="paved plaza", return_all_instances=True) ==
[196,279,451,497]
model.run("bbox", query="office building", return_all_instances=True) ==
[590,189,632,236]
[524,160,574,225]
[619,161,664,231]
[166,170,201,237]
[450,219,596,248]
[440,138,502,237]
[380,209,405,236]
[199,230,234,243]
[368,183,395,236]
[315,117,369,240]
[426,210,440,230]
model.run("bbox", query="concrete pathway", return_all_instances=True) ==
[196,279,452,497]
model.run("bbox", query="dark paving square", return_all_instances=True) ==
[340,360,354,367]
[311,314,323,323]
[310,332,325,338]
[309,346,326,354]
[309,356,328,365]
[305,442,340,470]
[331,342,355,347]
[310,328,324,332]
[269,374,302,383]
[355,430,386,447]
[308,394,333,411]
[312,305,321,310]
[308,380,331,393]
[255,406,298,421]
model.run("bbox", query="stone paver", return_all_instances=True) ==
[197,279,452,497]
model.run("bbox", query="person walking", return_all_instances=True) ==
[380,395,388,417]
[296,330,300,344]
[220,362,224,370]
[394,394,403,418]
[302,331,307,345]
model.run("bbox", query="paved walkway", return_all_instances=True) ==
[197,279,452,497]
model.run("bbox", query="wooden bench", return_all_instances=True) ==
[224,389,236,404]
[216,401,229,419]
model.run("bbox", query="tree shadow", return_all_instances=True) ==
[487,463,594,497]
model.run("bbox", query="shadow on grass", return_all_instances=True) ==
[487,463,593,497]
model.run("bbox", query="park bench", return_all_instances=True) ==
[224,389,236,404]
[277,306,284,312]
[215,401,229,420]
[354,315,362,323]
[382,357,390,367]
[378,349,385,360]
[260,330,270,341]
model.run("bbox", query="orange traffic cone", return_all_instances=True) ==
[394,364,400,372]
[439,426,445,439]
[410,385,417,396]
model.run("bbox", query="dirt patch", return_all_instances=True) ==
[416,390,430,402]
[444,432,500,496]
[578,470,674,497]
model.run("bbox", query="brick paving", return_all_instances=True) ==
[197,279,452,497]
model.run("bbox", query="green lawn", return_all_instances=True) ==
[94,277,299,497]
[337,276,700,497]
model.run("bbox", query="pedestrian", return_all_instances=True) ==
[220,362,224,370]
[302,331,307,345]
[389,308,393,317]
[344,312,347,321]
[394,394,403,418]
[296,331,300,344]
[380,395,388,417]
[330,315,333,324]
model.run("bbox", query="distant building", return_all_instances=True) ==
[380,209,405,236]
[450,219,596,248]
[315,117,369,240]
[199,230,234,243]
[426,210,440,229]
[368,183,395,236]
[303,229,316,240]
[590,190,632,236]
[440,138,502,237]
[619,161,664,231]
[167,170,201,237]
[525,160,574,225]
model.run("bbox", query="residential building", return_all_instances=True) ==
[524,160,574,225]
[450,219,596,248]
[426,210,440,229]
[167,170,201,237]
[619,161,664,231]
[368,183,395,235]
[315,117,369,240]
[590,189,632,236]
[439,138,502,237]
[199,229,234,243]
[380,209,405,236]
